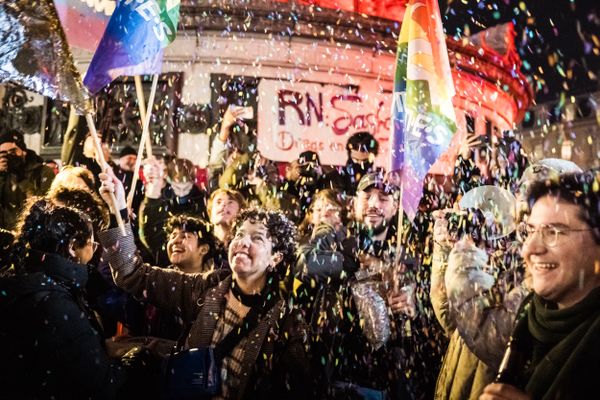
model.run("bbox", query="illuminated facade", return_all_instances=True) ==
[3,0,533,174]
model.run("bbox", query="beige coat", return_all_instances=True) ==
[430,240,528,400]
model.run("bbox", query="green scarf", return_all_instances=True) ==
[527,287,600,344]
[523,287,600,399]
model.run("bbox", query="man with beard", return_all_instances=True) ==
[327,131,379,198]
[300,170,419,399]
[0,129,55,229]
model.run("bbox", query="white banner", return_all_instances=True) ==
[257,79,392,167]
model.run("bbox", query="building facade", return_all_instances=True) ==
[0,0,533,174]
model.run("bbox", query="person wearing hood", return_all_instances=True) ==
[139,157,208,266]
[0,128,55,230]
[0,200,143,399]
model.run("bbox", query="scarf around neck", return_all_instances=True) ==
[523,287,600,399]
[527,287,600,344]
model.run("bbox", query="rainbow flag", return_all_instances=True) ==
[84,0,180,95]
[389,0,456,220]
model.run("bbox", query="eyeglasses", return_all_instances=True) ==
[516,222,593,247]
[91,241,100,253]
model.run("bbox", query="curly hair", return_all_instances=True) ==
[8,199,93,274]
[231,207,297,266]
[526,170,600,244]
[166,214,217,261]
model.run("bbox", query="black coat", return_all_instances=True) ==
[0,149,55,230]
[0,251,127,399]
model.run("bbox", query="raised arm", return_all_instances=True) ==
[444,240,529,369]
[97,169,216,321]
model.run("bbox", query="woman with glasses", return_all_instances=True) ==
[0,199,132,399]
[430,161,582,400]
[481,171,600,400]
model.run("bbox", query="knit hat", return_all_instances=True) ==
[518,158,582,194]
[118,146,137,159]
[0,128,26,150]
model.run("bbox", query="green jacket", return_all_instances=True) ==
[0,150,54,230]
[430,241,528,400]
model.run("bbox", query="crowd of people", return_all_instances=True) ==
[0,108,599,400]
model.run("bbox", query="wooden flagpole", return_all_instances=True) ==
[134,75,154,156]
[127,74,159,210]
[84,113,126,235]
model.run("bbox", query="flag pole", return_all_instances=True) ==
[134,75,154,156]
[394,183,405,292]
[84,113,126,235]
[127,73,159,210]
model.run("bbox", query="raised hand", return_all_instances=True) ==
[219,106,246,141]
[459,133,482,159]
[99,169,127,214]
[142,157,164,199]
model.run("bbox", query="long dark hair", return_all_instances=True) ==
[6,199,93,274]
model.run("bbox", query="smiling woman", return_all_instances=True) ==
[478,170,600,400]
[98,169,310,399]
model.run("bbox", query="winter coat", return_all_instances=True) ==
[0,251,127,399]
[297,221,423,398]
[430,240,528,400]
[0,149,54,230]
[98,224,311,399]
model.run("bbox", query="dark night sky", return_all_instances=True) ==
[440,0,600,103]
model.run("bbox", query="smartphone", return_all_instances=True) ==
[230,105,254,120]
[465,114,475,134]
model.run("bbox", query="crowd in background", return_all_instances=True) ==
[0,106,598,400]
